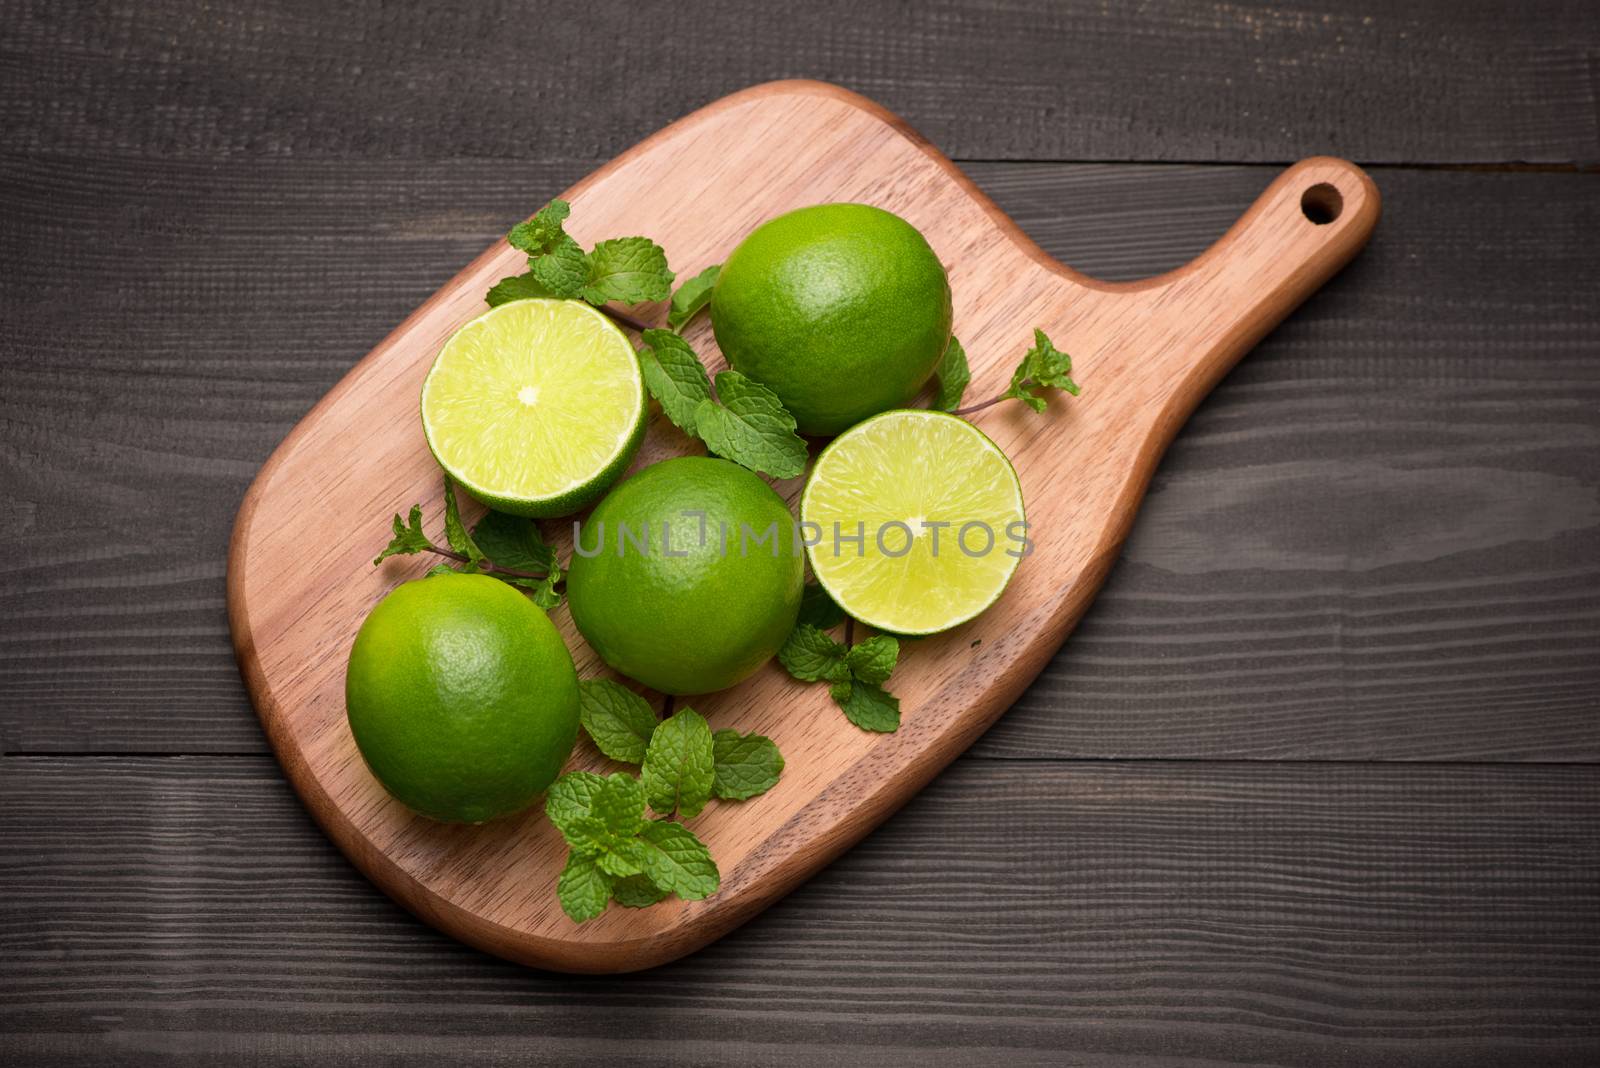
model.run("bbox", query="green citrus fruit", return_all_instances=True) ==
[710,203,952,436]
[566,456,804,694]
[422,298,646,518]
[345,572,580,823]
[801,409,1026,635]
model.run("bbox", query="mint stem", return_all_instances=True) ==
[423,544,550,580]
[952,383,1038,417]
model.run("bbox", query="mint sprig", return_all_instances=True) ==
[489,199,673,311]
[545,769,717,921]
[778,622,902,732]
[374,506,431,565]
[952,328,1081,417]
[574,683,782,809]
[552,685,785,922]
[637,332,807,479]
[507,199,572,255]
[372,477,563,608]
[1003,329,1080,411]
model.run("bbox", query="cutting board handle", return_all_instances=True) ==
[1101,156,1380,400]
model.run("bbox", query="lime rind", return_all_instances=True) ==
[421,299,646,518]
[801,409,1025,635]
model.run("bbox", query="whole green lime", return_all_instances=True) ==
[566,457,804,694]
[710,203,952,436]
[345,572,580,823]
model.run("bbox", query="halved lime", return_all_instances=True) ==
[801,410,1025,635]
[422,299,646,517]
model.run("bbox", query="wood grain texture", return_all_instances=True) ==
[5,0,1597,165]
[3,161,1597,761]
[225,81,1378,971]
[4,755,1598,1065]
[3,0,1599,1058]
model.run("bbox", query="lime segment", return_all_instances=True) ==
[801,410,1025,635]
[422,298,645,517]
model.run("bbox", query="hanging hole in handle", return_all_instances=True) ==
[1301,183,1343,225]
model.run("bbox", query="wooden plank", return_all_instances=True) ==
[3,0,1597,165]
[2,755,1597,1064]
[1,159,1596,761]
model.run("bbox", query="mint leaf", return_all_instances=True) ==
[846,635,899,686]
[440,475,486,570]
[667,264,719,331]
[486,272,555,307]
[578,679,658,765]
[594,839,649,878]
[545,771,608,844]
[778,624,850,683]
[565,773,649,874]
[636,820,719,900]
[508,200,571,255]
[833,680,901,732]
[638,329,713,435]
[1003,363,1044,413]
[556,851,613,922]
[711,729,784,800]
[591,772,647,838]
[374,505,433,565]
[935,335,970,411]
[583,237,674,306]
[425,563,458,577]
[693,371,808,479]
[471,510,555,574]
[1003,329,1079,412]
[611,873,670,908]
[530,234,589,299]
[500,201,584,302]
[797,582,845,630]
[1025,329,1079,393]
[640,707,715,819]
[472,509,563,607]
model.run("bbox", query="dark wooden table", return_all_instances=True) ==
[4,2,1598,1064]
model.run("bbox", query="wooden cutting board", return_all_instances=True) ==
[227,80,1379,973]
